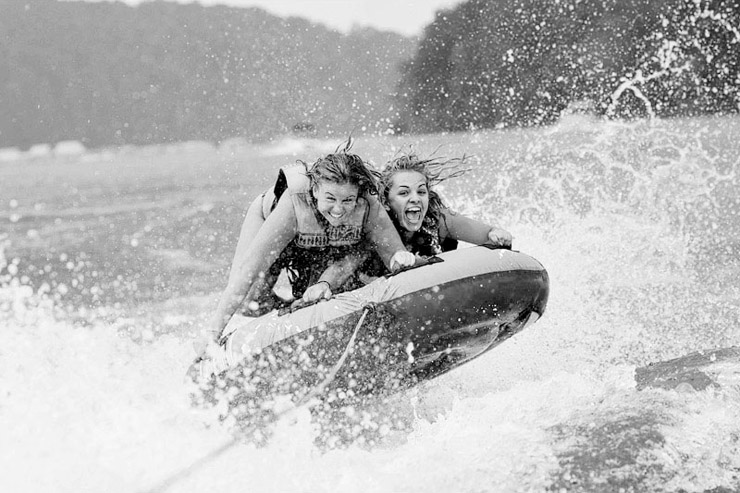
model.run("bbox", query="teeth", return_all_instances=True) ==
[405,210,421,222]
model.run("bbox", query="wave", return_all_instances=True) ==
[2,115,740,492]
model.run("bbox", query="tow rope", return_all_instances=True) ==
[141,304,374,493]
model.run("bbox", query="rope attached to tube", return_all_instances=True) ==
[141,304,375,493]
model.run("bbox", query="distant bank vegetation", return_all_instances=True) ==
[1,0,738,150]
[1,0,416,149]
[397,0,740,133]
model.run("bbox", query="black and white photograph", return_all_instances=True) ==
[1,0,739,491]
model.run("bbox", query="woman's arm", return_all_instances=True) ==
[224,194,266,288]
[208,193,298,339]
[318,249,369,289]
[364,196,415,270]
[303,196,409,300]
[301,249,370,302]
[441,207,512,248]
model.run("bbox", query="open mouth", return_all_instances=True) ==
[325,210,345,223]
[405,206,422,223]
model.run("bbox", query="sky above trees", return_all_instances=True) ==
[81,0,464,36]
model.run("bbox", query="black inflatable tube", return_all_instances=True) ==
[191,245,549,426]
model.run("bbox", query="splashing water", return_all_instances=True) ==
[2,114,740,492]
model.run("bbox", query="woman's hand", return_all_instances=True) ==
[193,338,231,379]
[389,251,415,271]
[192,327,221,356]
[487,228,513,249]
[302,280,333,303]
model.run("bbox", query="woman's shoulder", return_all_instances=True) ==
[287,190,313,211]
[438,204,457,216]
[433,204,458,225]
[434,205,459,237]
[274,163,311,198]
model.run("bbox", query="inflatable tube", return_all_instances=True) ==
[190,246,549,425]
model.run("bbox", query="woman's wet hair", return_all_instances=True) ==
[379,151,468,220]
[303,139,380,196]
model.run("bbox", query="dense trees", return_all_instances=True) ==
[0,0,415,148]
[2,0,738,148]
[397,0,740,133]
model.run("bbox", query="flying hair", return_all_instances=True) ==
[379,148,470,218]
[301,137,380,197]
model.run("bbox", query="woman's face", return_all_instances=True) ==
[313,180,359,226]
[386,170,429,232]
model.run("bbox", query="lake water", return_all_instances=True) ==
[2,116,739,492]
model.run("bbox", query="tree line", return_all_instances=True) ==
[0,0,415,149]
[2,0,738,149]
[397,0,740,133]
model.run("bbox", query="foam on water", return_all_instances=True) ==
[0,286,225,492]
[2,116,740,492]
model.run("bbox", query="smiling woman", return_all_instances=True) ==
[312,182,359,225]
[199,141,415,356]
[386,169,429,232]
[311,151,514,290]
[379,152,512,257]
